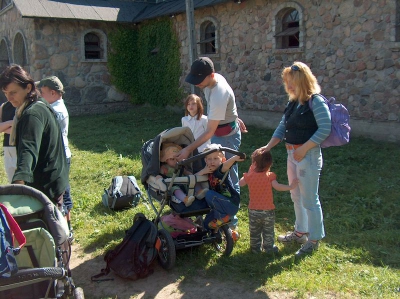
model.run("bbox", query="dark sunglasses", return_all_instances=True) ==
[291,65,300,71]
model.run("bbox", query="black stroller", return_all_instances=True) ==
[141,127,245,270]
[0,184,84,299]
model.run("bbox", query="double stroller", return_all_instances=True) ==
[141,127,245,270]
[0,184,84,299]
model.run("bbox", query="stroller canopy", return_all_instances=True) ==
[141,127,203,186]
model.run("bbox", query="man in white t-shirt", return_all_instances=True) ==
[38,76,73,238]
[177,57,242,229]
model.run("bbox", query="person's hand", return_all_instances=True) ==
[293,147,307,162]
[234,155,245,162]
[4,126,12,134]
[237,118,248,133]
[253,146,267,156]
[289,178,299,189]
[175,147,190,161]
[13,180,25,185]
[196,165,213,176]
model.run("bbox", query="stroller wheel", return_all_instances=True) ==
[212,225,234,256]
[157,229,176,270]
[73,287,85,299]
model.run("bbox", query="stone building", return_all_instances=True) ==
[174,0,400,142]
[1,0,399,142]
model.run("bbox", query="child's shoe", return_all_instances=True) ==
[196,188,209,200]
[183,195,195,207]
[208,215,230,229]
[231,230,240,243]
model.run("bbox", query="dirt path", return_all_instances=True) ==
[69,244,295,299]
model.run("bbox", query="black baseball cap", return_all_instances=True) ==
[185,57,214,85]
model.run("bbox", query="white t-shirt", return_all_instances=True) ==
[51,99,71,159]
[181,114,211,153]
[203,73,238,125]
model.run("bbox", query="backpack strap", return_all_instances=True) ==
[127,176,141,196]
[0,203,26,250]
[112,176,124,198]
[109,176,124,209]
[309,93,329,110]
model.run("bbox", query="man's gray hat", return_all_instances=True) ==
[37,76,64,94]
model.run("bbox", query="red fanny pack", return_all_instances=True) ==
[215,121,236,137]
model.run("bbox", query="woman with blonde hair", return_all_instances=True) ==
[255,61,331,258]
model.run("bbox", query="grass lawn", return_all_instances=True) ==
[1,105,399,298]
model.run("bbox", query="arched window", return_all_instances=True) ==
[199,21,216,54]
[0,39,9,69]
[81,29,107,62]
[275,9,299,49]
[84,33,101,59]
[13,32,27,66]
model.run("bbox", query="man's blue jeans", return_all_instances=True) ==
[286,146,325,241]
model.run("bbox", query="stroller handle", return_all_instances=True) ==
[177,146,246,167]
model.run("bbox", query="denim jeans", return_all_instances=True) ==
[286,146,325,241]
[204,190,239,229]
[63,157,73,211]
[211,128,241,228]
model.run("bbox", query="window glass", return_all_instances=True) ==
[84,33,101,59]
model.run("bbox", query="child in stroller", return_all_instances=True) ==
[195,144,244,230]
[157,143,207,207]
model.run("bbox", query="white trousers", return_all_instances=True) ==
[4,146,17,183]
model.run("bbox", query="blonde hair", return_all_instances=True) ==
[202,144,226,161]
[184,94,204,120]
[281,61,321,104]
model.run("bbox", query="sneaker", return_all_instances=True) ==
[231,230,240,243]
[208,215,230,229]
[196,188,209,200]
[295,241,319,258]
[68,229,74,244]
[183,195,195,207]
[277,231,308,244]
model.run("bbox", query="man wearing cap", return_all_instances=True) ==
[177,57,242,229]
[38,76,73,235]
[177,57,241,192]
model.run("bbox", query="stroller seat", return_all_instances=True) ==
[147,174,211,217]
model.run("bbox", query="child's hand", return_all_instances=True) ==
[289,178,299,189]
[196,166,213,176]
[234,155,245,162]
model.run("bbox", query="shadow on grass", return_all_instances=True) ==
[69,106,182,156]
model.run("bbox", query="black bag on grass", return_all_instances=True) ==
[102,176,141,210]
[91,213,160,281]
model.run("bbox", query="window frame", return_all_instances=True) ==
[272,2,304,54]
[81,29,107,62]
[198,17,219,58]
[13,31,27,66]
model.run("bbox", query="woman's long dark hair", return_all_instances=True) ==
[0,64,38,102]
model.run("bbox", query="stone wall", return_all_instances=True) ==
[173,0,400,142]
[0,6,132,115]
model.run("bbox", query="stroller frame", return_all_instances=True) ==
[141,127,245,270]
[0,184,84,299]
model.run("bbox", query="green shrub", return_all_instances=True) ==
[108,18,183,106]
